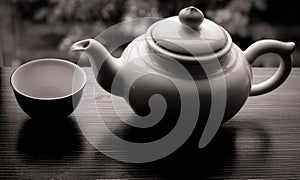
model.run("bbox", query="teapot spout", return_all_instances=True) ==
[71,39,123,96]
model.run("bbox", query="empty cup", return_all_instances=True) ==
[10,58,86,118]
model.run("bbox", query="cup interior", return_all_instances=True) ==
[11,59,86,99]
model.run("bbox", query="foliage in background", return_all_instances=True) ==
[13,0,300,66]
[14,0,125,23]
[206,0,267,38]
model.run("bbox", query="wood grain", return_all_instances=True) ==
[0,67,300,179]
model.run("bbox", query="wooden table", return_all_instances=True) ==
[1,67,300,179]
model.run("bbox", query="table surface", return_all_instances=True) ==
[0,67,300,179]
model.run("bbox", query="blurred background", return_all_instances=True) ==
[0,0,299,67]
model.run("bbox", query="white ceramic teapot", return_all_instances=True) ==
[71,6,295,147]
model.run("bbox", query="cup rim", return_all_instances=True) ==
[10,58,87,100]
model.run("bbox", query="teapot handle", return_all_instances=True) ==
[244,40,295,96]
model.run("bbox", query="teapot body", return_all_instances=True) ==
[116,35,252,123]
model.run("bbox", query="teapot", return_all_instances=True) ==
[71,7,295,148]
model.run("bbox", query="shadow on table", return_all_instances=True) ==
[92,120,271,179]
[143,124,239,178]
[15,115,272,178]
[17,117,84,165]
[144,121,272,178]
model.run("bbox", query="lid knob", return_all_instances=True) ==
[179,6,204,31]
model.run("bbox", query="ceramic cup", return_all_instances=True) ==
[10,58,86,118]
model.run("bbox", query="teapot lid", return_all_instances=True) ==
[146,6,232,62]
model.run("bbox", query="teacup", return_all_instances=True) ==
[10,58,86,118]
